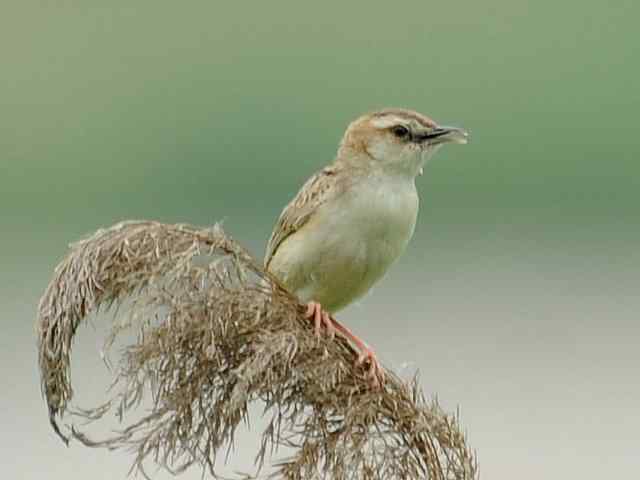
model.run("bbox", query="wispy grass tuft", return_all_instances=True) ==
[37,220,477,479]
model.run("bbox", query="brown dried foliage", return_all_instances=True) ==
[37,220,478,479]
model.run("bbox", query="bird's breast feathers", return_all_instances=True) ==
[269,173,418,312]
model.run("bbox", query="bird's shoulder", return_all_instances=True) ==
[264,163,358,267]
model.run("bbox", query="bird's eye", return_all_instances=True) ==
[392,125,410,139]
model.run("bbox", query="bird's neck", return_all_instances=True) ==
[334,150,423,182]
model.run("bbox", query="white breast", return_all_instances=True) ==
[339,174,419,248]
[274,172,419,312]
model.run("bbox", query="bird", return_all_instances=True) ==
[264,108,468,386]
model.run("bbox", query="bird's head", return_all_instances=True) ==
[336,108,468,177]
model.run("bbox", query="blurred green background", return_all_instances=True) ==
[1,1,638,479]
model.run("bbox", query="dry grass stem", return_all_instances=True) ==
[37,220,478,479]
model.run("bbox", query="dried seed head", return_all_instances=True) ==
[36,220,477,479]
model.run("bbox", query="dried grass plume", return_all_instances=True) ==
[36,220,478,479]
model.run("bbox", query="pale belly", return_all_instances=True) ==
[269,176,419,312]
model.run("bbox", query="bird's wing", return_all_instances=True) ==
[264,164,353,268]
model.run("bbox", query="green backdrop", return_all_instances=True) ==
[1,2,638,479]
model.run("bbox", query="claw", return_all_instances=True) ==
[356,348,385,389]
[303,301,384,389]
[322,310,335,339]
[305,302,315,318]
[304,301,334,338]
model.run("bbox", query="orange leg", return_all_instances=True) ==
[305,301,335,339]
[304,301,385,388]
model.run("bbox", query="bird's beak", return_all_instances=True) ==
[417,126,469,145]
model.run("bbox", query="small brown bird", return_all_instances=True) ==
[265,108,468,386]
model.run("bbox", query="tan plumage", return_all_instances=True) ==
[265,165,346,268]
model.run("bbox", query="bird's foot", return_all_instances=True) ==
[355,347,385,389]
[304,301,335,339]
[304,301,384,389]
